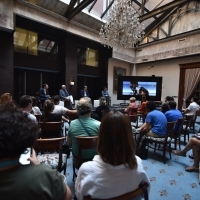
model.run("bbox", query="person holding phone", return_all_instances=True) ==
[0,103,71,200]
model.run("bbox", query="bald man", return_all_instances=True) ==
[59,85,73,103]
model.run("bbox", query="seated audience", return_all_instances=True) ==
[0,93,12,105]
[183,96,200,115]
[95,97,109,121]
[165,101,183,122]
[75,110,150,200]
[140,101,167,137]
[31,96,42,115]
[101,87,110,105]
[59,85,73,103]
[80,86,89,98]
[41,100,62,122]
[0,103,71,200]
[52,95,77,122]
[172,137,200,172]
[39,83,50,104]
[67,98,100,160]
[19,95,37,123]
[161,96,174,113]
[137,96,148,115]
[124,97,138,116]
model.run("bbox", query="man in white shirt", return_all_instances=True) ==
[184,96,200,115]
[19,95,37,123]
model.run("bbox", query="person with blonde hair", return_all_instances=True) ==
[75,111,150,200]
[124,97,138,116]
[0,93,12,105]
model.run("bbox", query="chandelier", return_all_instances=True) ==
[99,0,145,49]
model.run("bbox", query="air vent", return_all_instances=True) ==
[178,38,186,42]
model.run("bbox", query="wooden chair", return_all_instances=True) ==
[34,137,67,175]
[66,112,78,121]
[171,118,184,150]
[39,121,63,138]
[182,114,194,145]
[83,182,149,200]
[146,121,177,164]
[73,136,98,181]
[190,110,200,133]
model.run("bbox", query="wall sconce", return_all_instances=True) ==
[70,79,74,86]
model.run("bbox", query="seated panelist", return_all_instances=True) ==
[101,87,110,106]
[39,83,50,103]
[59,85,73,103]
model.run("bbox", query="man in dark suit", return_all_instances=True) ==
[80,85,89,98]
[39,83,50,103]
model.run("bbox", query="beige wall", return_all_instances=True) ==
[107,56,200,106]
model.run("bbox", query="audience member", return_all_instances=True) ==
[172,137,200,172]
[19,95,37,123]
[52,95,77,122]
[75,110,150,200]
[31,96,42,115]
[95,97,109,121]
[67,98,100,160]
[140,101,167,137]
[161,96,174,113]
[101,87,110,105]
[80,86,89,98]
[137,96,148,114]
[59,85,73,103]
[124,97,138,116]
[0,103,71,200]
[39,83,50,104]
[165,101,183,122]
[183,96,200,115]
[41,100,62,122]
[0,93,12,105]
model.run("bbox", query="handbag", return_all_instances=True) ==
[136,133,149,159]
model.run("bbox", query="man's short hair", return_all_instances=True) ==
[19,95,32,108]
[43,83,47,88]
[76,98,92,115]
[146,101,156,111]
[168,101,176,109]
[52,95,60,104]
[192,96,199,102]
[165,96,174,101]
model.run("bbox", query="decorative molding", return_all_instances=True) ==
[137,45,200,63]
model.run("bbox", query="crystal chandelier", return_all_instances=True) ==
[99,0,145,49]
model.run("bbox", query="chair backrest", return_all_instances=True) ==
[184,114,194,129]
[172,118,184,137]
[34,137,66,152]
[75,136,98,165]
[166,121,177,136]
[83,182,149,200]
[39,121,63,138]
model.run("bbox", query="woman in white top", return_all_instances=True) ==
[75,110,150,200]
[31,96,42,115]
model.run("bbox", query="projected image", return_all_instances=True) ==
[122,81,157,96]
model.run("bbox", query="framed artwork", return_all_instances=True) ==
[113,67,126,92]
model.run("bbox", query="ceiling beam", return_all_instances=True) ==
[65,0,95,20]
[132,0,151,13]
[139,0,191,22]
[143,7,177,38]
[100,0,114,19]
[64,0,78,16]
[88,0,98,12]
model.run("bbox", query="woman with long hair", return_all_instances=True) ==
[75,110,150,200]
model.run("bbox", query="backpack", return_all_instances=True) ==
[136,134,149,159]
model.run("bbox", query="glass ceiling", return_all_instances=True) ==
[59,0,174,25]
